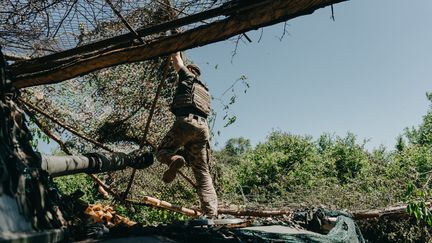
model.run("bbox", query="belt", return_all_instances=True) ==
[178,113,207,123]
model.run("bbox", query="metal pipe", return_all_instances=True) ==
[40,152,153,177]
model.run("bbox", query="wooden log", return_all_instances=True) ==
[124,194,429,221]
[127,196,202,217]
[219,203,432,220]
[10,0,347,88]
[351,203,432,220]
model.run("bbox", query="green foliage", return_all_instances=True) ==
[225,137,251,156]
[405,183,432,226]
[236,131,317,196]
[54,174,99,203]
[418,112,432,145]
[28,120,50,150]
[214,137,251,165]
[215,131,414,210]
[54,173,190,225]
[404,92,432,146]
[391,145,432,185]
[326,133,369,183]
[115,204,190,225]
[395,135,406,152]
[213,74,250,131]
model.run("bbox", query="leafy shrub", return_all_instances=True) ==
[326,133,369,183]
[54,174,99,203]
[236,131,316,196]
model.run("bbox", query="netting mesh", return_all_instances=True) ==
[1,0,227,58]
[0,0,242,211]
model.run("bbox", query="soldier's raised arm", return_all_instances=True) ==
[171,52,185,72]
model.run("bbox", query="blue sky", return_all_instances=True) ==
[188,0,432,150]
[38,0,432,153]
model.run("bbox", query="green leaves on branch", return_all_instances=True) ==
[212,74,250,132]
[405,183,432,226]
[223,116,236,128]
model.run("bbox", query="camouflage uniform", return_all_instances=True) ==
[156,67,218,217]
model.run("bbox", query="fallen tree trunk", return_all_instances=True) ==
[219,204,430,220]
[10,0,348,88]
[351,204,422,220]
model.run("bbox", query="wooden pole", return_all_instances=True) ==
[127,196,202,217]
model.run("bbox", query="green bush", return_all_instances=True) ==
[236,131,316,196]
[214,132,413,210]
[54,174,99,203]
[326,133,369,183]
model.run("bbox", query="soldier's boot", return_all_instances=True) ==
[162,157,185,183]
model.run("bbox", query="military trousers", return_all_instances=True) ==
[156,114,218,216]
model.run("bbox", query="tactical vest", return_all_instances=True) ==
[171,78,211,117]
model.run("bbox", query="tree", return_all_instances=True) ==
[225,137,251,157]
[404,92,432,146]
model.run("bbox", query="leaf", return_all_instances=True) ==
[229,95,236,105]
[414,209,421,220]
[224,116,237,127]
[427,216,432,226]
[407,203,414,215]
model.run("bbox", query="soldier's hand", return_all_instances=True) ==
[171,51,182,59]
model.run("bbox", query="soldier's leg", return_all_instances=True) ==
[187,140,218,217]
[156,119,191,183]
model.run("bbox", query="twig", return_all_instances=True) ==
[221,77,241,96]
[278,22,289,41]
[258,28,264,43]
[88,174,123,201]
[243,33,252,43]
[154,0,252,42]
[230,35,242,62]
[52,0,78,38]
[105,0,145,44]
[178,171,197,189]
[330,4,335,21]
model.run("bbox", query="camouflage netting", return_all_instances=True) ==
[1,0,227,58]
[0,0,350,213]
[1,0,230,209]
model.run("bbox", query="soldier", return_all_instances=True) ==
[156,52,217,218]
